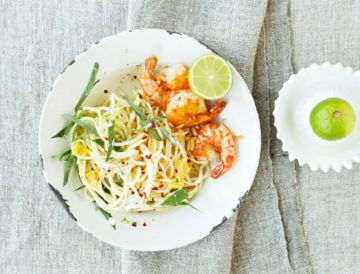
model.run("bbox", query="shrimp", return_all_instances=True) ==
[139,56,174,110]
[166,92,227,127]
[193,123,235,179]
[139,56,226,127]
[158,63,190,90]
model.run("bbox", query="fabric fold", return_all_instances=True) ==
[123,1,268,273]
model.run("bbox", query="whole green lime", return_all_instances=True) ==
[310,98,356,141]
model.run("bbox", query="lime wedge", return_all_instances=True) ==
[189,54,232,100]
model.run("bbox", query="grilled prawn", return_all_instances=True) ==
[193,123,235,179]
[139,56,226,127]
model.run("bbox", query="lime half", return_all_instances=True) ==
[189,54,232,100]
[310,98,356,141]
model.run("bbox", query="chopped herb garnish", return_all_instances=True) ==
[121,217,131,224]
[115,178,124,187]
[100,209,111,220]
[121,96,147,120]
[179,201,200,211]
[159,126,176,145]
[161,189,198,211]
[149,127,162,141]
[121,96,169,141]
[75,62,100,111]
[106,120,115,162]
[52,62,99,138]
[161,189,188,206]
[59,149,72,161]
[95,204,111,220]
[51,121,74,138]
[63,155,76,186]
[151,116,165,123]
[135,64,142,72]
[63,114,98,136]
[73,184,85,192]
[52,149,71,161]
[113,146,124,152]
[141,116,165,128]
[92,138,105,149]
[112,224,116,230]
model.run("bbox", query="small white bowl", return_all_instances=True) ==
[274,63,360,172]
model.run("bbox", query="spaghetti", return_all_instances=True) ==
[69,91,210,213]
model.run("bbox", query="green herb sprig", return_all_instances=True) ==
[92,138,105,149]
[63,155,76,186]
[93,202,116,230]
[121,96,176,144]
[51,149,71,161]
[121,96,147,120]
[161,189,199,211]
[73,184,85,192]
[121,217,131,224]
[63,114,99,136]
[159,126,177,145]
[52,62,99,138]
[106,120,115,161]
[75,62,100,111]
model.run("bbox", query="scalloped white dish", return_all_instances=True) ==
[38,29,261,251]
[274,63,360,172]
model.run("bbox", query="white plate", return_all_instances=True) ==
[39,29,261,251]
[274,63,360,172]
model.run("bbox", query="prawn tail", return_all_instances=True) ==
[187,100,227,126]
[144,56,158,77]
[208,100,227,118]
[210,163,226,179]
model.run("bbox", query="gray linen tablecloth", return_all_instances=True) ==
[1,0,360,273]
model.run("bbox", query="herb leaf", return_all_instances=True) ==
[98,207,111,220]
[161,189,199,211]
[93,202,112,220]
[141,116,165,128]
[121,96,147,120]
[52,149,71,161]
[115,178,124,187]
[149,127,162,141]
[73,184,85,192]
[92,138,105,149]
[159,126,176,145]
[52,62,99,138]
[121,217,131,224]
[59,149,72,161]
[180,201,200,212]
[151,116,165,123]
[161,189,188,206]
[120,96,173,143]
[51,121,74,138]
[75,62,100,111]
[63,155,76,186]
[113,146,124,152]
[63,114,98,136]
[106,120,115,162]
